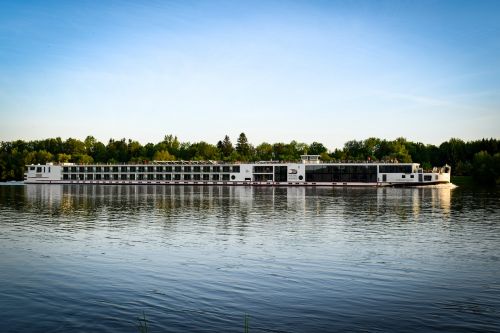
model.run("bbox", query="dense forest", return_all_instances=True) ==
[0,134,499,185]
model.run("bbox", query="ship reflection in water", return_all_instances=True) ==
[24,184,453,219]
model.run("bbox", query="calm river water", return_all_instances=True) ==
[0,184,499,332]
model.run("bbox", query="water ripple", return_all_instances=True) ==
[0,184,499,332]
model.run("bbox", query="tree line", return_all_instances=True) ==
[0,134,498,185]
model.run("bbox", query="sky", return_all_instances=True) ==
[0,0,499,150]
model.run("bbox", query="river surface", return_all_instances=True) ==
[0,184,499,332]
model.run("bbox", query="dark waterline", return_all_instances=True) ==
[0,184,499,332]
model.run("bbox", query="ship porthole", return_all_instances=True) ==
[298,175,303,180]
[231,175,235,180]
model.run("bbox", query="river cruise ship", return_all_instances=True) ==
[24,155,451,187]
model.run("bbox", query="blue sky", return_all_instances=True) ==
[1,0,499,149]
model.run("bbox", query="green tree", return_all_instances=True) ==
[153,150,174,161]
[236,133,252,161]
[390,137,412,163]
[192,141,219,160]
[1,134,500,184]
[84,136,107,162]
[217,135,234,160]
[272,143,288,161]
[106,139,129,163]
[178,142,194,160]
[320,152,332,162]
[440,138,466,169]
[290,141,308,158]
[143,143,156,161]
[472,151,499,185]
[73,154,94,164]
[30,150,54,164]
[163,134,180,157]
[308,142,327,156]
[343,140,365,160]
[64,138,85,155]
[128,140,144,162]
[363,137,381,160]
[375,138,412,162]
[255,142,273,161]
[57,153,72,163]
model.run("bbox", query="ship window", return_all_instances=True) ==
[424,175,432,181]
[175,166,181,172]
[156,166,163,172]
[129,174,135,180]
[305,164,377,183]
[203,174,209,180]
[147,166,154,172]
[104,174,110,180]
[113,174,119,180]
[71,174,77,180]
[112,167,119,172]
[274,166,287,182]
[138,174,144,180]
[212,174,220,180]
[165,166,172,172]
[129,166,136,172]
[87,174,94,180]
[174,174,181,180]
[213,166,220,173]
[184,174,191,180]
[104,167,110,172]
[223,166,230,173]
[194,174,201,180]
[222,174,230,181]
[232,166,240,173]
[96,167,102,172]
[147,174,154,180]
[193,166,201,172]
[203,166,210,172]
[30,166,36,171]
[121,166,127,172]
[298,175,303,180]
[379,165,412,173]
[79,174,84,180]
[36,167,42,173]
[121,174,127,180]
[79,167,85,172]
[63,174,69,180]
[402,175,406,178]
[184,166,191,172]
[254,166,273,173]
[165,174,171,180]
[254,174,273,181]
[95,174,102,180]
[138,166,145,172]
[410,175,414,178]
[156,174,163,180]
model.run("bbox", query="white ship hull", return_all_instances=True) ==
[24,160,451,187]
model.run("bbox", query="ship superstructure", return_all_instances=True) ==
[25,155,451,186]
